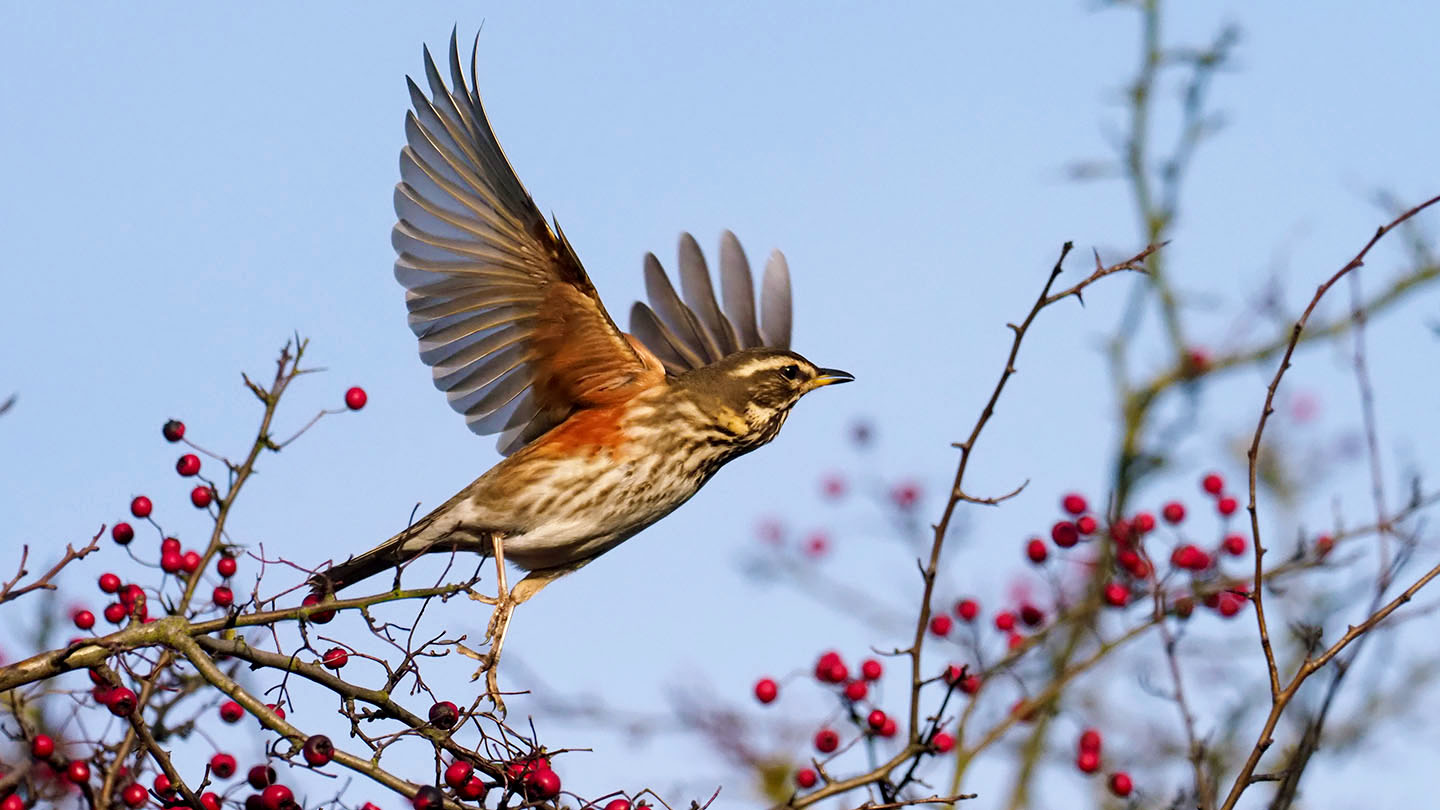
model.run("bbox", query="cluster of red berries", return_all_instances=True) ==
[1071,728,1133,797]
[756,651,957,791]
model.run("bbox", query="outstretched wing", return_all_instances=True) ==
[628,231,793,375]
[393,31,661,455]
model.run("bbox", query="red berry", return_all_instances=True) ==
[1076,515,1098,535]
[121,782,148,807]
[302,734,334,767]
[1061,493,1087,515]
[1217,591,1246,617]
[210,753,237,779]
[1019,604,1045,627]
[943,664,966,685]
[176,454,201,477]
[73,609,95,630]
[301,593,335,623]
[1133,512,1156,533]
[1103,582,1130,607]
[994,611,1016,632]
[1162,501,1186,524]
[1051,521,1079,548]
[111,523,135,545]
[31,734,55,758]
[322,647,349,670]
[217,556,238,577]
[960,675,981,694]
[411,785,444,810]
[108,687,137,716]
[260,784,293,810]
[929,614,953,637]
[104,602,127,623]
[604,800,632,810]
[458,775,487,801]
[201,795,222,810]
[804,531,829,558]
[1026,538,1048,564]
[1217,496,1238,516]
[1078,728,1102,752]
[1222,533,1247,556]
[1108,772,1133,797]
[813,651,847,683]
[955,598,979,621]
[160,536,181,555]
[190,485,214,508]
[866,709,887,731]
[130,496,153,518]
[932,731,955,753]
[1006,632,1025,651]
[843,680,868,701]
[821,473,847,499]
[99,572,122,592]
[753,677,778,704]
[213,587,234,608]
[344,386,368,411]
[163,419,186,442]
[160,551,183,574]
[181,550,202,573]
[444,761,474,788]
[154,773,175,796]
[814,728,839,753]
[1315,534,1334,558]
[247,765,276,789]
[891,481,920,509]
[794,768,818,789]
[220,701,244,723]
[1,794,24,810]
[1202,472,1224,495]
[67,759,91,784]
[1170,544,1211,571]
[1076,749,1101,773]
[120,583,145,605]
[525,768,561,799]
[428,700,459,729]
[1117,549,1149,578]
[879,716,897,737]
[860,658,883,680]
[264,702,286,720]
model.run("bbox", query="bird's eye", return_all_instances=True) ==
[779,364,800,381]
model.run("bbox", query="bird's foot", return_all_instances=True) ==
[454,587,518,714]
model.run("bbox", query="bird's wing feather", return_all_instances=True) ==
[393,31,661,454]
[628,230,794,374]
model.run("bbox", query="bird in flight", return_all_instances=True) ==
[312,31,851,704]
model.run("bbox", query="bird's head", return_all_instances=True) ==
[676,349,853,449]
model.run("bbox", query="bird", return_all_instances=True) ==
[310,31,851,702]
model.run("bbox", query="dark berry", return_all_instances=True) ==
[302,734,333,767]
[111,523,135,545]
[411,786,443,810]
[301,593,334,623]
[1051,520,1079,548]
[247,764,276,790]
[428,700,459,729]
[163,420,186,442]
[108,687,137,716]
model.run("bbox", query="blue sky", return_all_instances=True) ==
[4,3,1439,808]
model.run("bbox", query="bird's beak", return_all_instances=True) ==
[808,368,855,390]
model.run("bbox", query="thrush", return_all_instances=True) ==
[312,32,851,701]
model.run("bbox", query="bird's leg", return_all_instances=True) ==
[457,534,514,710]
[461,555,594,713]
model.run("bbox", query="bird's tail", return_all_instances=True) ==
[307,518,495,595]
